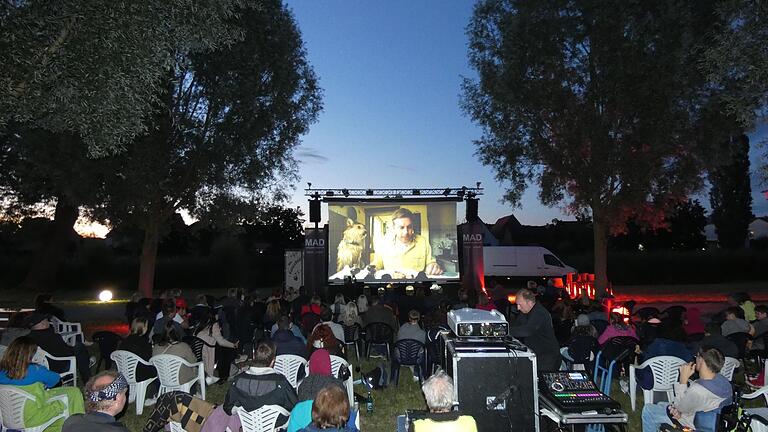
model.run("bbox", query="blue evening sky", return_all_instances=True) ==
[284,0,768,226]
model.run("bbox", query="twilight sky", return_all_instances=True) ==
[283,0,768,227]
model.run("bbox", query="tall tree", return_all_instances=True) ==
[710,134,753,249]
[0,0,244,156]
[95,0,322,297]
[462,0,728,294]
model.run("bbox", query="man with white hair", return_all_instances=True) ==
[63,370,130,431]
[411,371,477,432]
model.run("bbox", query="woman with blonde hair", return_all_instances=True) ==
[118,317,157,401]
[0,336,85,431]
[340,302,362,327]
[263,299,283,329]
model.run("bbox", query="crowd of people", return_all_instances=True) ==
[0,284,766,431]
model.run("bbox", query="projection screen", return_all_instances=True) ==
[328,201,459,282]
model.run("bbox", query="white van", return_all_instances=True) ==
[482,246,576,278]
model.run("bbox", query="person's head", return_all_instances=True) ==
[311,295,322,306]
[659,319,687,342]
[309,324,337,351]
[308,348,332,376]
[130,317,149,336]
[277,315,292,331]
[26,312,49,330]
[7,312,27,329]
[421,371,454,413]
[195,294,207,305]
[130,292,143,303]
[320,306,333,322]
[516,288,536,314]
[457,289,468,302]
[0,336,38,379]
[85,371,128,416]
[34,293,53,308]
[756,305,768,321]
[526,280,537,290]
[169,288,182,298]
[705,322,722,336]
[154,320,182,345]
[266,300,282,319]
[311,385,350,428]
[696,348,724,376]
[725,306,743,320]
[252,340,277,368]
[609,312,628,328]
[408,309,421,324]
[391,208,416,244]
[576,314,591,327]
[162,298,177,318]
[334,293,345,305]
[342,301,359,323]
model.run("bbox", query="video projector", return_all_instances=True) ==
[447,308,508,338]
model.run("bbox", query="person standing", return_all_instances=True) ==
[508,288,560,371]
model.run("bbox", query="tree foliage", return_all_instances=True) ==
[0,0,245,156]
[710,134,753,249]
[91,0,321,295]
[462,0,730,292]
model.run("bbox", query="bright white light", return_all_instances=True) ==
[98,290,113,302]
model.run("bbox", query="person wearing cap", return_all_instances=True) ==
[62,370,129,432]
[397,310,426,344]
[27,312,93,382]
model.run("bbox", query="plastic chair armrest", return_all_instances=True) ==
[744,386,768,400]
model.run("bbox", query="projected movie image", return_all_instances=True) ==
[328,202,459,282]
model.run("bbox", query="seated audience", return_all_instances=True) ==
[683,307,705,336]
[699,322,739,359]
[118,317,158,405]
[63,371,129,432]
[301,296,323,317]
[189,294,212,330]
[752,305,768,350]
[0,337,84,431]
[0,311,30,346]
[272,315,308,344]
[721,306,754,337]
[223,340,297,419]
[330,294,346,322]
[143,391,241,432]
[263,299,284,330]
[363,296,399,332]
[292,385,357,432]
[27,312,93,382]
[728,292,756,322]
[598,313,638,346]
[397,310,426,344]
[411,371,477,432]
[194,309,238,385]
[636,312,662,350]
[635,320,693,391]
[35,293,66,321]
[151,299,186,340]
[339,302,363,328]
[291,286,311,319]
[152,321,198,385]
[308,325,344,358]
[298,349,346,402]
[641,348,731,432]
[564,317,599,370]
[317,306,345,343]
[274,316,308,358]
[356,294,368,315]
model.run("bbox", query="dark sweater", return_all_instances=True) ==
[29,327,74,358]
[62,412,130,432]
[273,329,307,358]
[118,334,157,381]
[297,375,345,401]
[223,368,297,415]
[508,302,560,371]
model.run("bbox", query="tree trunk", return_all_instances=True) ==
[20,196,79,291]
[592,209,609,299]
[137,218,160,298]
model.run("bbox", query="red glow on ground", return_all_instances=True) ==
[84,322,129,338]
[612,293,768,304]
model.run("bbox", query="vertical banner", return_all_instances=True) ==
[284,249,303,301]
[304,226,327,296]
[460,221,485,294]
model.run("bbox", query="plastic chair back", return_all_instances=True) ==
[330,354,355,405]
[235,404,290,432]
[273,354,308,389]
[364,322,394,344]
[720,357,739,381]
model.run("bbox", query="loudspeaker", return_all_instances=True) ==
[441,335,539,431]
[309,199,321,223]
[466,198,478,222]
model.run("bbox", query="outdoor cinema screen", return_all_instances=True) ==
[328,201,459,282]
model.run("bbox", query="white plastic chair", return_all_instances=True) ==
[150,354,205,401]
[629,356,687,410]
[111,350,157,415]
[0,384,69,432]
[273,354,308,389]
[234,405,290,432]
[49,317,83,346]
[720,356,740,381]
[742,385,768,432]
[330,355,355,406]
[38,347,77,386]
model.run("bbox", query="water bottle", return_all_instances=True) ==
[366,390,374,413]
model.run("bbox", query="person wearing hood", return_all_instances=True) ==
[642,348,732,432]
[273,316,308,358]
[684,307,705,336]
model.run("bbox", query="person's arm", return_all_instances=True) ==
[223,385,236,415]
[30,364,61,389]
[212,323,236,348]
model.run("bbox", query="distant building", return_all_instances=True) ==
[704,216,768,247]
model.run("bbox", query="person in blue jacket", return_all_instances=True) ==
[0,336,60,388]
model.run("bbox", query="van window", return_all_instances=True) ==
[543,254,564,267]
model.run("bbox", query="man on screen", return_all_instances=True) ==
[372,208,443,276]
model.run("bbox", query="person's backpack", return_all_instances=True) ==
[717,387,768,432]
[360,363,388,389]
